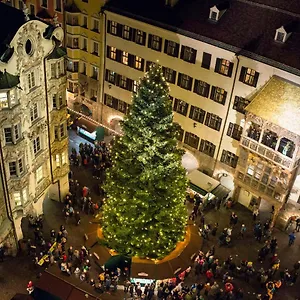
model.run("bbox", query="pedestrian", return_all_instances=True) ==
[253,207,259,221]
[239,224,246,239]
[204,283,211,296]
[296,217,300,232]
[75,211,81,225]
[289,231,296,246]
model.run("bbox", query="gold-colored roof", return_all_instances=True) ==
[246,76,300,136]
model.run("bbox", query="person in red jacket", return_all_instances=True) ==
[206,269,214,283]
[225,281,234,293]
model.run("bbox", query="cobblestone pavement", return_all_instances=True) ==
[1,130,300,299]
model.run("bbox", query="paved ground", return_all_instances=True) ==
[1,129,300,299]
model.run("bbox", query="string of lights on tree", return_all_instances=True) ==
[101,63,188,259]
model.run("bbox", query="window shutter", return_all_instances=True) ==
[115,74,120,87]
[127,79,133,91]
[205,113,210,126]
[184,103,189,116]
[175,43,180,57]
[189,105,194,118]
[180,46,185,59]
[106,46,111,58]
[193,80,199,94]
[142,32,146,45]
[228,62,234,77]
[214,58,221,72]
[105,69,109,81]
[210,86,216,100]
[112,97,118,109]
[239,66,246,82]
[223,91,227,105]
[177,73,182,87]
[191,49,197,64]
[172,70,176,84]
[188,77,193,90]
[116,49,122,62]
[129,28,135,41]
[227,122,233,136]
[205,84,210,98]
[173,98,178,111]
[107,20,111,33]
[164,40,169,54]
[199,139,204,151]
[148,34,153,48]
[217,118,222,131]
[158,37,162,51]
[117,23,122,37]
[141,58,145,71]
[253,72,259,87]
[128,54,134,67]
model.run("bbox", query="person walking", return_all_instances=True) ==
[289,231,296,246]
[239,224,247,239]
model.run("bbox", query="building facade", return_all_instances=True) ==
[0,3,69,251]
[101,0,300,225]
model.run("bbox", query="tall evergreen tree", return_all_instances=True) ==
[102,64,188,259]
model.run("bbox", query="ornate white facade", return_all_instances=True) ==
[0,4,69,251]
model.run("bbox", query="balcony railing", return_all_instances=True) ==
[240,136,299,170]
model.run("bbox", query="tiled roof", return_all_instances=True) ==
[104,0,300,73]
[246,76,300,135]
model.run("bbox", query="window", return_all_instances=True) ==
[118,100,127,113]
[9,161,17,176]
[199,140,216,157]
[18,1,23,9]
[275,31,285,43]
[105,69,116,83]
[233,96,250,114]
[104,94,116,108]
[227,122,243,141]
[164,40,179,57]
[90,89,97,101]
[91,66,98,80]
[92,42,99,55]
[4,127,12,143]
[81,62,86,75]
[173,98,188,116]
[58,94,64,107]
[189,106,206,123]
[107,46,117,60]
[122,25,131,40]
[215,58,233,77]
[30,103,38,122]
[239,67,259,87]
[221,150,239,168]
[108,21,118,35]
[82,15,87,28]
[247,165,255,176]
[62,152,66,165]
[0,92,8,108]
[148,34,162,51]
[36,165,43,183]
[56,154,60,167]
[33,136,41,155]
[14,192,21,207]
[60,123,66,138]
[67,61,78,72]
[51,64,56,78]
[55,0,61,11]
[122,51,129,65]
[18,158,23,174]
[177,73,193,90]
[92,19,99,32]
[13,124,20,141]
[41,0,47,8]
[163,67,176,84]
[133,81,138,93]
[146,61,155,72]
[184,132,200,149]
[22,188,28,204]
[205,113,222,131]
[30,4,35,15]
[180,46,197,63]
[135,30,146,45]
[177,127,184,142]
[52,94,57,109]
[201,52,211,69]
[119,75,128,89]
[66,14,78,26]
[193,80,210,97]
[134,56,144,70]
[27,71,36,90]
[210,86,227,105]
[82,38,87,51]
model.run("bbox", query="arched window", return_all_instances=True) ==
[278,137,295,158]
[247,122,261,141]
[261,129,278,150]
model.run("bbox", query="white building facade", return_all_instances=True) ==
[100,0,300,225]
[0,3,69,251]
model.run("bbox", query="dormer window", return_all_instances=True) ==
[209,2,230,22]
[275,27,287,43]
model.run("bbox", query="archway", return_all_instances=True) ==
[181,151,199,173]
[109,116,123,135]
[217,172,235,197]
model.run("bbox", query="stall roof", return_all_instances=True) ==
[75,117,98,133]
[187,170,220,194]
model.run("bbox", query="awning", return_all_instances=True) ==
[75,117,97,133]
[246,76,300,136]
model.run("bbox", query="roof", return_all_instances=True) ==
[0,3,27,57]
[104,0,300,74]
[187,170,220,193]
[48,46,67,59]
[216,1,231,11]
[36,8,52,19]
[0,70,20,89]
[246,76,300,135]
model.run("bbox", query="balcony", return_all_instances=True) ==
[66,24,80,35]
[240,136,299,170]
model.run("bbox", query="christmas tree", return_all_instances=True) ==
[102,63,188,259]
